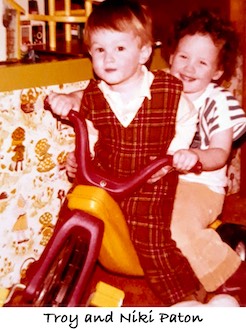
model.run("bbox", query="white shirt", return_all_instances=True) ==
[180,83,246,194]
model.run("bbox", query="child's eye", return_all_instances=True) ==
[92,47,104,53]
[200,61,207,66]
[179,54,187,59]
[117,46,125,51]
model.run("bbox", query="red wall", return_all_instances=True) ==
[141,0,229,61]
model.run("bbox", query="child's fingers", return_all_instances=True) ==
[147,167,170,183]
[173,150,198,171]
[65,164,77,178]
[47,92,71,117]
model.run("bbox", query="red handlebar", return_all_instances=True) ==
[44,96,202,200]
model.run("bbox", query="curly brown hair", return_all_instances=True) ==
[169,9,240,82]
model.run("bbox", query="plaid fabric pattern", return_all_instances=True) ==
[80,70,199,305]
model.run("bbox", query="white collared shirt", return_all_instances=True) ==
[98,65,152,127]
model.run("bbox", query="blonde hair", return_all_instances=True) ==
[83,0,153,48]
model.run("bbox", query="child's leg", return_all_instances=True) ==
[171,179,241,291]
[121,172,200,305]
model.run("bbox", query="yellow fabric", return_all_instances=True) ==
[67,185,144,276]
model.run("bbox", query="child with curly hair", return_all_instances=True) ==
[165,9,246,305]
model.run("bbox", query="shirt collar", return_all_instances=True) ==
[98,65,153,101]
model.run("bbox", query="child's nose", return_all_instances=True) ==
[184,60,196,73]
[104,52,115,63]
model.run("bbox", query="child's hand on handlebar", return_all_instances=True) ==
[147,149,200,183]
[66,151,78,179]
[147,156,172,183]
[172,149,199,173]
[47,91,83,119]
[147,165,172,183]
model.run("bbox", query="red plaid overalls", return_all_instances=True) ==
[80,70,199,305]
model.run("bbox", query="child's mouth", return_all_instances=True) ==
[105,68,117,73]
[180,74,195,82]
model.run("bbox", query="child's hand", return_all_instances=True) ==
[147,156,172,183]
[147,150,200,183]
[47,91,82,118]
[147,166,171,183]
[173,149,199,172]
[66,151,78,179]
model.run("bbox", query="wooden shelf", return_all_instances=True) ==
[0,55,93,92]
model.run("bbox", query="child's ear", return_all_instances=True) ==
[212,69,224,81]
[169,54,174,66]
[139,45,152,64]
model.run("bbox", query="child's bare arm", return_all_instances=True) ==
[148,128,233,183]
[190,128,233,171]
[173,127,233,172]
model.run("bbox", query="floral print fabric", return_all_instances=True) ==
[0,80,88,288]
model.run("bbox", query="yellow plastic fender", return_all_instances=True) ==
[67,185,144,276]
[0,288,9,307]
[88,281,125,307]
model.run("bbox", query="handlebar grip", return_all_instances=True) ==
[190,161,202,175]
[43,96,52,111]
